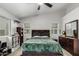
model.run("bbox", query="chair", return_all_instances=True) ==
[0,41,1,47]
[0,42,8,56]
[0,41,1,55]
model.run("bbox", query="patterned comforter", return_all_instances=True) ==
[22,39,63,54]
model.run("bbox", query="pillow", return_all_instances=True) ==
[33,36,40,37]
[40,36,48,38]
[32,36,49,39]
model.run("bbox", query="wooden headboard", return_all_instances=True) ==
[32,30,50,37]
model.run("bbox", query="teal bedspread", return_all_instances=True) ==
[22,39,63,54]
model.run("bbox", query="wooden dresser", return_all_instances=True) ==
[59,36,79,55]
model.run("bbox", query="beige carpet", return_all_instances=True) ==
[8,48,72,56]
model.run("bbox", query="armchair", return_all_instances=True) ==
[0,42,8,56]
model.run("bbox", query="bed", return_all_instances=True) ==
[21,30,63,56]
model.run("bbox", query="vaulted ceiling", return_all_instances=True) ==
[0,3,69,19]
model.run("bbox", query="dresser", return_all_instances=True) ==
[59,36,79,55]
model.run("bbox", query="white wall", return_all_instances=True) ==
[66,3,79,14]
[22,11,65,29]
[21,11,65,39]
[63,6,79,39]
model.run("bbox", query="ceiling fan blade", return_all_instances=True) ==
[38,5,40,10]
[44,3,52,8]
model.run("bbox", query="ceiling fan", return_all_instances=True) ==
[38,3,53,10]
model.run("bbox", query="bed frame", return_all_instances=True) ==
[21,30,63,56]
[21,51,63,56]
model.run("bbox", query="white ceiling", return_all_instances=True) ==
[0,3,68,19]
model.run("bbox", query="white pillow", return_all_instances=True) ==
[33,36,40,37]
[40,36,48,38]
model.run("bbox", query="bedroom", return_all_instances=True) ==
[0,3,79,56]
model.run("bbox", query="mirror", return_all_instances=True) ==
[65,20,78,38]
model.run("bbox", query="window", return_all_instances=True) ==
[24,23,30,34]
[0,17,10,36]
[51,23,58,34]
